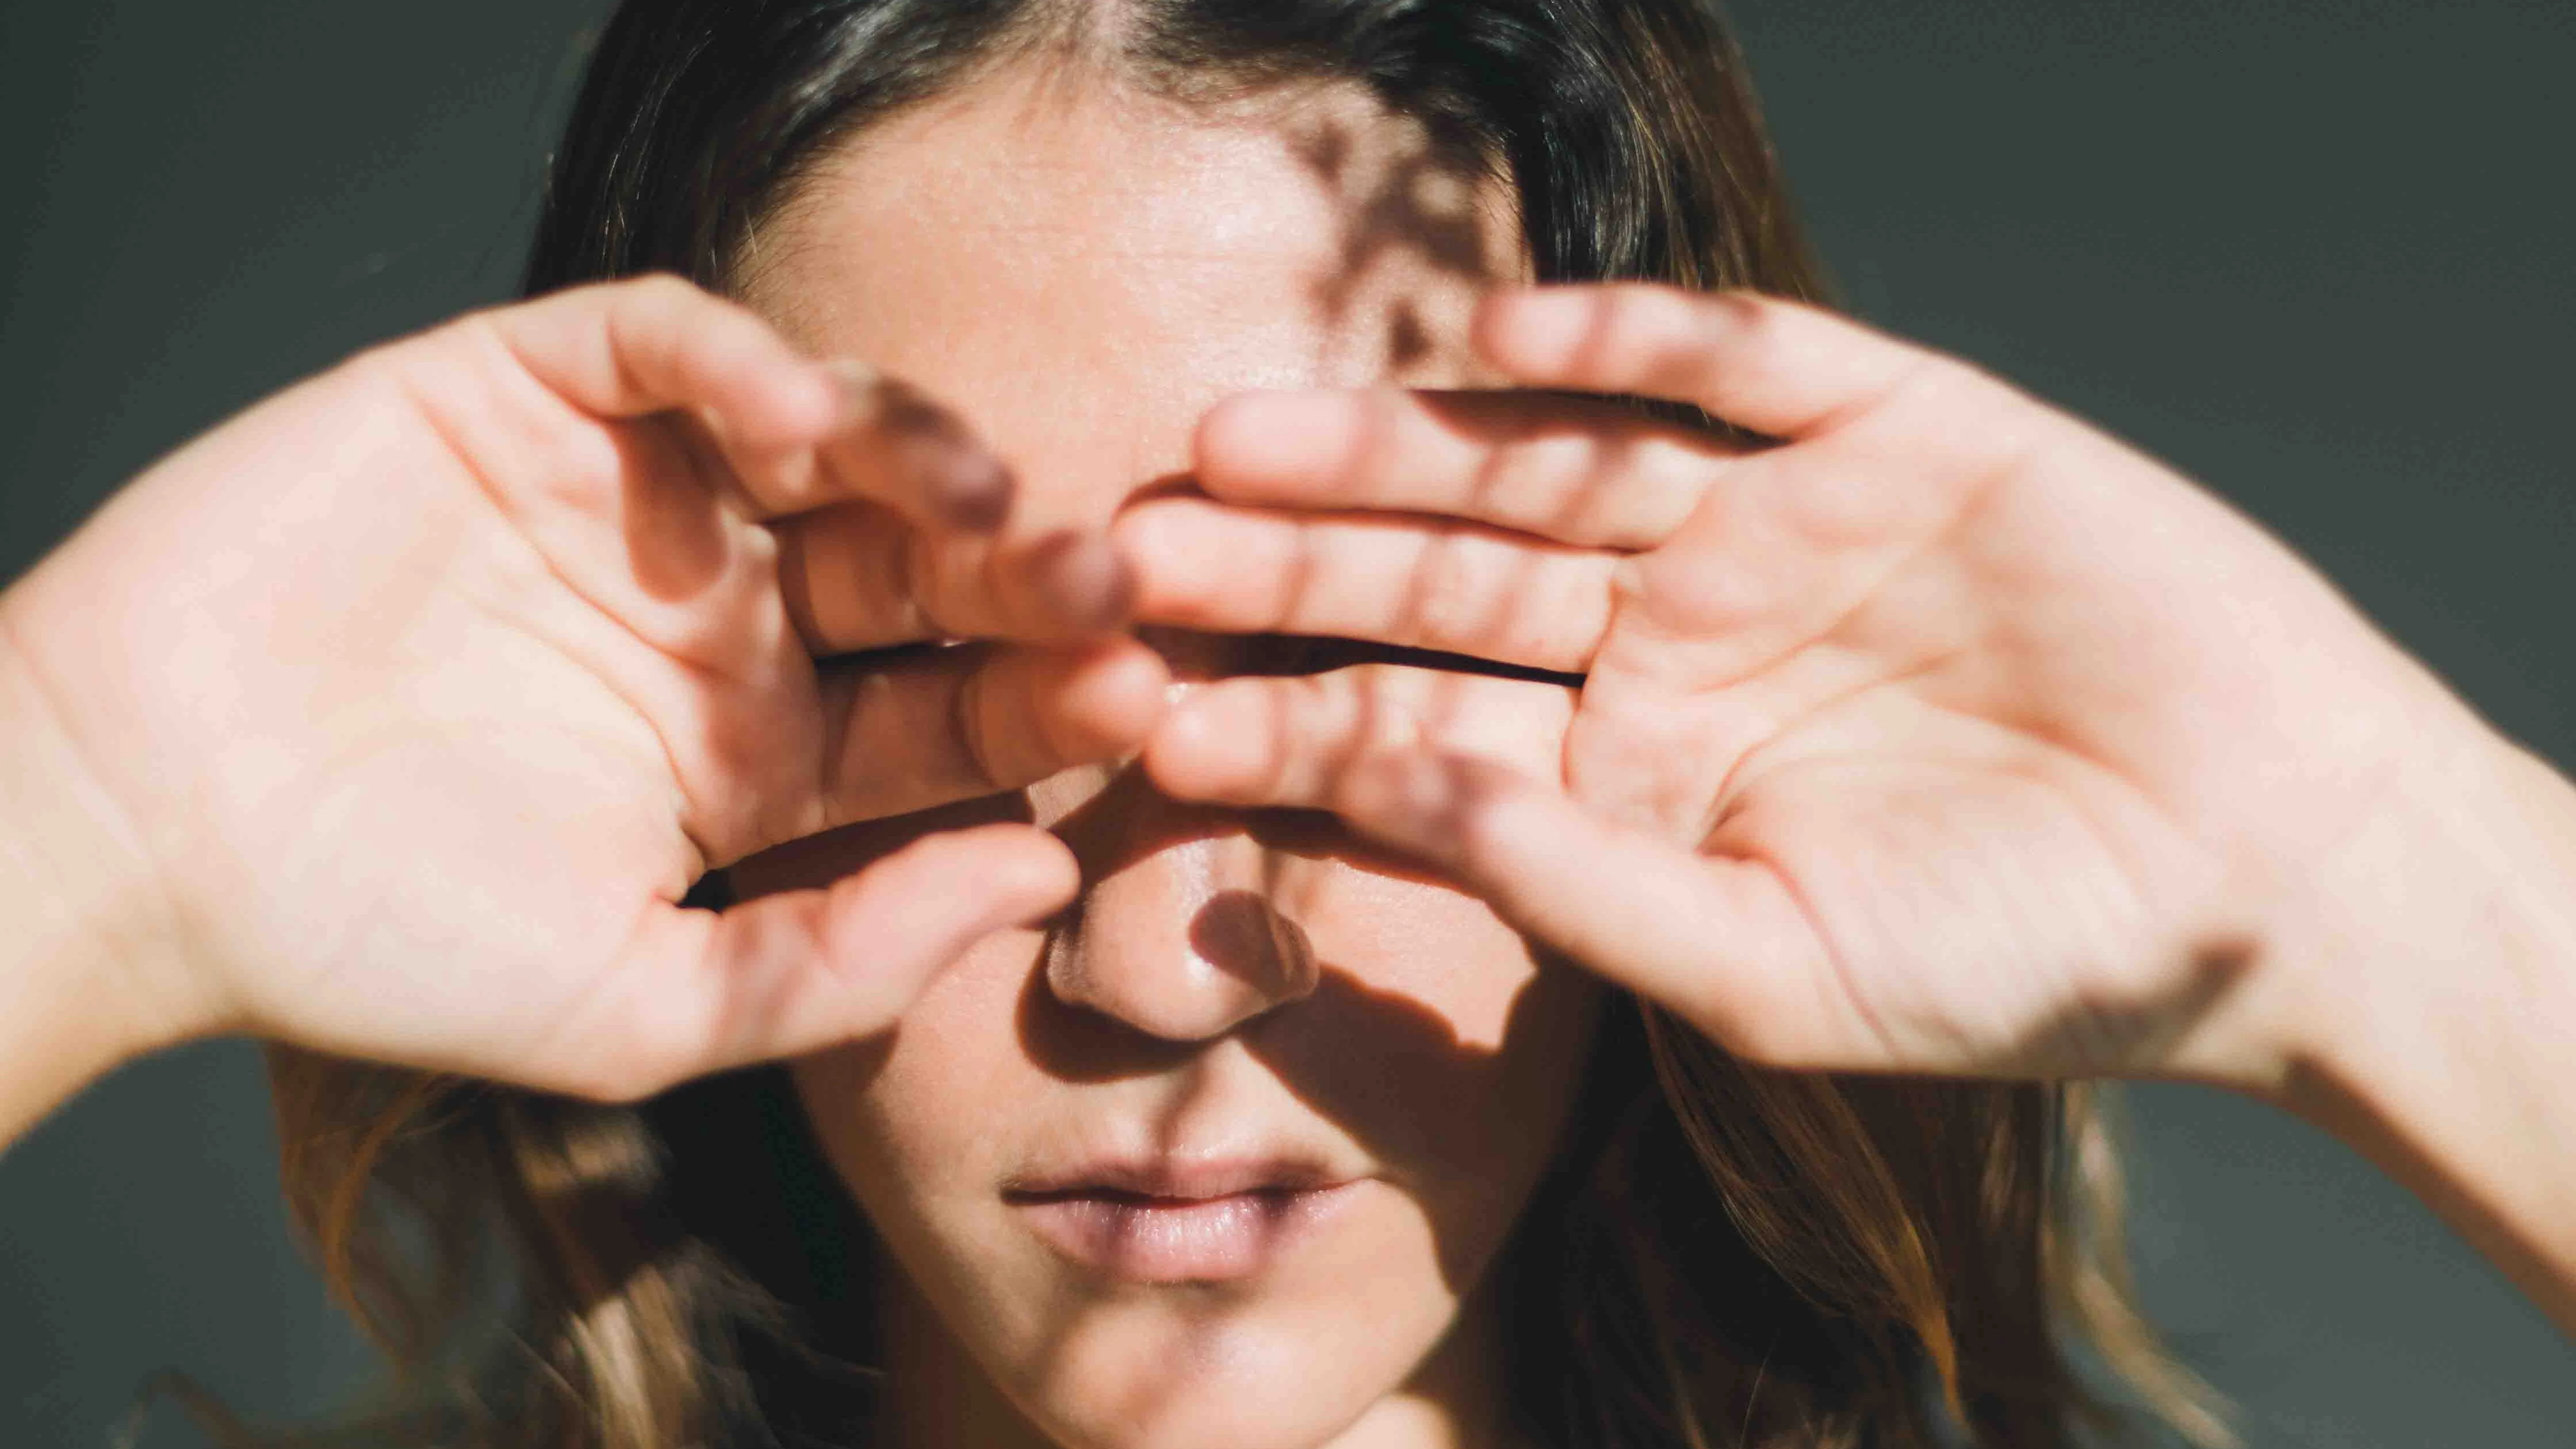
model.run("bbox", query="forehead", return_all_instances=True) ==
[739,63,1527,515]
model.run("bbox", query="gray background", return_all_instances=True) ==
[2,0,2570,1444]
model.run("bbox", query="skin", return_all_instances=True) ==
[0,41,2573,1449]
[730,70,1596,1449]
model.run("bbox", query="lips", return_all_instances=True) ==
[1003,1159,1366,1283]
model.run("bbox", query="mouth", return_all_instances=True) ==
[1002,1160,1367,1284]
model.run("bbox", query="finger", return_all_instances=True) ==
[642,355,1027,533]
[488,277,1019,532]
[776,502,1138,653]
[486,275,838,449]
[587,824,1077,1095]
[802,362,1015,528]
[702,361,1024,530]
[1323,750,1859,1065]
[820,638,1170,824]
[1143,663,1574,808]
[773,499,927,652]
[1195,387,1736,550]
[1117,498,1616,674]
[1473,284,1954,442]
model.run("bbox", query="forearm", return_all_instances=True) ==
[0,599,189,1150]
[2275,728,2576,1334]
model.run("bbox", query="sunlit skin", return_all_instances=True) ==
[729,68,1597,1449]
[729,62,2576,1445]
[5,30,2576,1449]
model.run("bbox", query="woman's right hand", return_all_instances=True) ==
[0,275,1167,1121]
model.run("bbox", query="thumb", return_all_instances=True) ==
[1329,750,1859,1064]
[575,824,1076,1100]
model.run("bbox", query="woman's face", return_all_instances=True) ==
[730,67,1602,1449]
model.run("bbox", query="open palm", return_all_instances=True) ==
[2,277,1165,1098]
[1124,284,2489,1085]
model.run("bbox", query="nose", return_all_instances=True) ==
[1044,835,1321,1043]
[1043,630,1329,1041]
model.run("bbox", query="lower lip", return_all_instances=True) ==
[1008,1182,1363,1283]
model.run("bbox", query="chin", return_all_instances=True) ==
[897,1177,1478,1449]
[1001,1287,1456,1449]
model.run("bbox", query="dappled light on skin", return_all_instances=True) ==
[1281,108,1510,372]
[84,2,2409,1447]
[724,55,1598,1449]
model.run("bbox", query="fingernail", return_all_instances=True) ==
[819,355,885,399]
[1157,691,1225,752]
[1030,531,1136,633]
[924,446,1013,530]
[869,380,1015,530]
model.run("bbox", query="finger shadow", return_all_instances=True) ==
[1287,110,1509,373]
[718,789,1038,897]
[1011,881,1587,1297]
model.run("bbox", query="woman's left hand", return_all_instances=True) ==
[1116,282,2527,1091]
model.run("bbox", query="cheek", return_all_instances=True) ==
[791,855,1602,1259]
[1248,862,1604,1256]
[793,921,1045,1208]
[783,821,1605,1448]
[792,847,1605,1222]
[790,923,1081,1356]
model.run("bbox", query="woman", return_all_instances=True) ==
[1,2,2569,1447]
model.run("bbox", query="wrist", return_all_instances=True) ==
[0,595,210,1148]
[2265,718,2576,1328]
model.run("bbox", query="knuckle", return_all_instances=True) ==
[901,529,954,636]
[331,334,424,405]
[1703,289,1798,361]
[1408,533,1499,651]
[1630,545,1771,633]
[1632,435,1721,529]
[1274,518,1332,628]
[1528,552,1613,657]
[772,526,829,650]
[1304,663,1372,728]
[1851,352,2051,505]
[1349,667,1428,749]
[401,317,631,509]
[949,656,1008,789]
[1613,285,1707,357]
[624,271,702,310]
[1255,677,1331,797]
[1483,427,1588,523]
[1350,388,1415,476]
[1884,351,1989,416]
[435,307,518,370]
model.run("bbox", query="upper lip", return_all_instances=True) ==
[1002,1156,1358,1203]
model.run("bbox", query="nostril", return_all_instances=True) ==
[1037,887,1315,1047]
[1189,890,1320,1004]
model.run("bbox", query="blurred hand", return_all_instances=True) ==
[1124,282,2502,1088]
[0,275,1166,1103]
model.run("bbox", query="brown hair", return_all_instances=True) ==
[265,2,2230,1446]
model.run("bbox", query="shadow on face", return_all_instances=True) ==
[1013,885,1590,1298]
[724,58,1601,1449]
